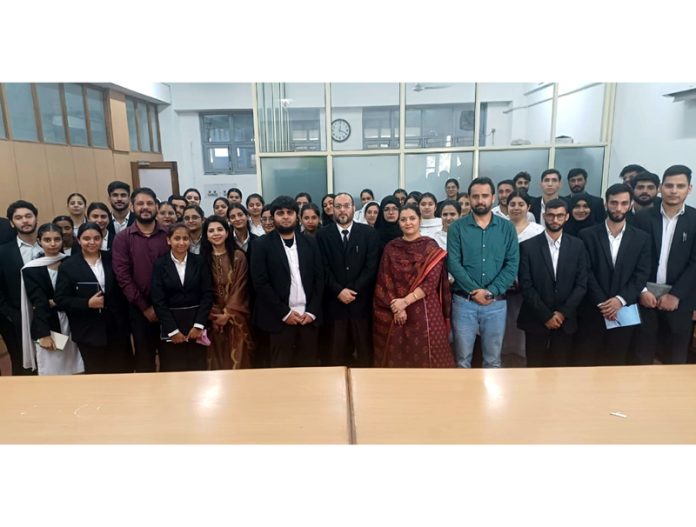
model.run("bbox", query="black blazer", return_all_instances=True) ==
[579,223,651,310]
[632,205,696,311]
[106,213,135,244]
[564,193,606,224]
[316,223,380,320]
[530,196,569,224]
[250,230,324,333]
[151,252,214,336]
[517,232,588,335]
[22,266,62,340]
[0,239,26,324]
[0,219,15,245]
[54,251,129,347]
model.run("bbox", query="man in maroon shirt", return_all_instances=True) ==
[112,187,169,372]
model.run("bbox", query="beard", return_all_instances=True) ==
[276,224,296,235]
[570,185,585,194]
[635,194,655,206]
[607,210,626,223]
[472,204,491,216]
[545,222,563,232]
[134,212,155,224]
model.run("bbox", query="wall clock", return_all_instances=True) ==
[331,118,351,142]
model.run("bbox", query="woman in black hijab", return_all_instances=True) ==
[374,195,402,251]
[564,193,594,237]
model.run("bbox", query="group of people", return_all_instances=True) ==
[0,161,692,376]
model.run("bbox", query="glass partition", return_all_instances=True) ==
[333,155,399,203]
[261,156,327,203]
[478,149,550,189]
[405,152,474,200]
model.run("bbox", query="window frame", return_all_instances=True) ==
[200,111,256,175]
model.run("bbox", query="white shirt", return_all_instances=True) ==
[420,217,442,238]
[112,212,131,235]
[170,251,187,286]
[606,221,628,306]
[234,231,251,253]
[516,222,545,243]
[17,237,41,265]
[101,231,109,251]
[336,221,353,243]
[88,256,106,291]
[189,233,202,255]
[492,206,535,223]
[433,230,448,251]
[281,236,315,321]
[544,231,562,279]
[656,205,685,285]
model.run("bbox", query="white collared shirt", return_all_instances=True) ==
[101,231,109,251]
[544,231,562,279]
[112,212,131,235]
[88,256,106,291]
[189,233,202,255]
[605,220,626,266]
[281,236,311,320]
[234,231,251,253]
[492,206,535,223]
[657,204,686,285]
[17,237,41,265]
[336,221,353,243]
[170,251,187,286]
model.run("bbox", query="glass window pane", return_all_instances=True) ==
[137,102,151,151]
[64,84,88,145]
[36,83,66,144]
[554,147,605,196]
[205,146,231,172]
[87,88,108,147]
[555,83,604,144]
[126,98,138,151]
[332,83,400,151]
[333,155,399,204]
[405,152,474,201]
[5,83,38,141]
[202,114,231,142]
[257,83,325,153]
[478,149,550,190]
[405,83,476,148]
[149,105,160,152]
[478,83,553,146]
[260,157,327,203]
[235,146,256,172]
[232,113,253,142]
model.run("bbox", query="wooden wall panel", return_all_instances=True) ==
[71,147,99,203]
[0,141,21,214]
[109,91,130,153]
[112,152,132,187]
[45,145,79,217]
[13,143,53,223]
[93,148,118,201]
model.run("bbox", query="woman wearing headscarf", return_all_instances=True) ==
[564,193,594,237]
[374,195,401,252]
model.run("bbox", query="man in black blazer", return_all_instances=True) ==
[250,196,324,368]
[0,200,41,375]
[316,192,379,367]
[626,171,661,224]
[632,164,696,364]
[530,169,568,224]
[106,180,135,242]
[517,199,588,367]
[564,168,606,224]
[575,184,651,366]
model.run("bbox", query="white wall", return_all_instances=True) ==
[610,82,696,205]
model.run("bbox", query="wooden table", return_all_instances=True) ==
[349,366,696,443]
[0,367,351,444]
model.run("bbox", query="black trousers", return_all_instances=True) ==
[159,340,207,372]
[129,305,161,372]
[268,324,319,368]
[525,331,573,367]
[573,312,636,366]
[326,318,372,367]
[633,307,692,365]
[79,341,133,374]
[1,316,34,376]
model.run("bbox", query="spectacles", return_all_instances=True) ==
[383,206,399,212]
[544,213,567,220]
[183,215,201,221]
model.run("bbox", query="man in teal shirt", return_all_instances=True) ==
[447,177,519,367]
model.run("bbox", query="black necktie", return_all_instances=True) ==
[342,229,349,247]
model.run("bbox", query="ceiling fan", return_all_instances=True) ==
[412,83,453,92]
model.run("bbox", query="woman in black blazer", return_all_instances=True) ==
[151,223,213,372]
[86,202,114,251]
[55,222,132,374]
[21,223,84,375]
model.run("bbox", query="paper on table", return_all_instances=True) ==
[604,303,641,330]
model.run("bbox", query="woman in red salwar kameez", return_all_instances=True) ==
[373,204,455,368]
